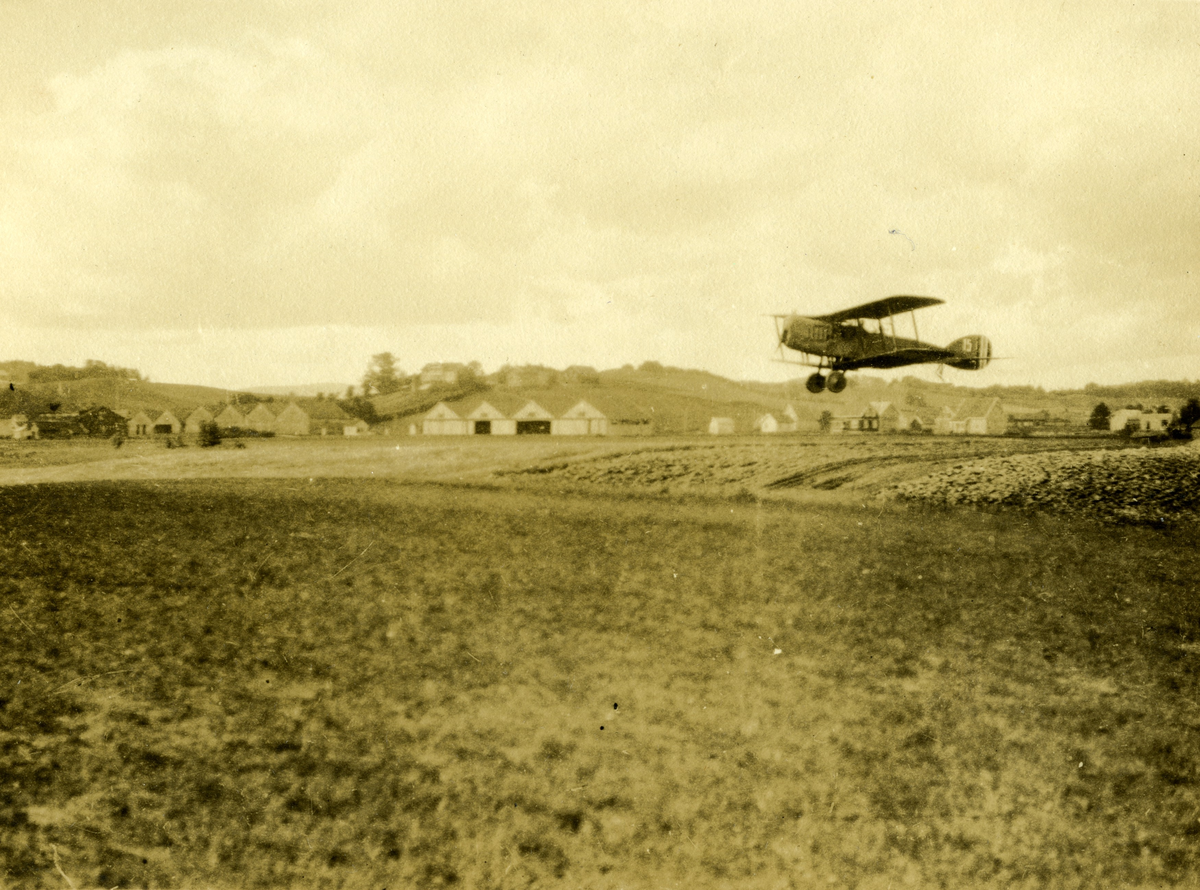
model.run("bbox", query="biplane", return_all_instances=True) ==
[772,295,991,394]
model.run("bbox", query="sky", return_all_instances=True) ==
[1,1,1197,391]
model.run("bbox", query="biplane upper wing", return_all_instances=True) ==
[815,295,943,324]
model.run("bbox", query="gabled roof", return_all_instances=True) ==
[282,398,353,421]
[952,396,1004,419]
[512,400,553,420]
[559,399,606,420]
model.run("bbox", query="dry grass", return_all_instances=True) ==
[2,479,1199,888]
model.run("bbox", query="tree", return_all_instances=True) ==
[818,410,833,432]
[1179,398,1200,429]
[1088,402,1111,431]
[362,352,404,396]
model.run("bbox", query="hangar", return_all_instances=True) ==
[420,393,621,436]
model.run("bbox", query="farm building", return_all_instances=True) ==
[185,406,215,435]
[709,417,735,435]
[3,414,33,440]
[553,399,608,435]
[214,404,247,430]
[422,402,471,435]
[1109,409,1172,433]
[511,399,555,435]
[755,414,780,434]
[419,362,470,389]
[126,410,155,437]
[829,408,870,433]
[779,405,800,433]
[934,397,1006,435]
[869,402,902,432]
[34,413,88,438]
[418,391,638,436]
[244,403,277,433]
[275,399,363,436]
[466,401,518,436]
[152,410,183,435]
[78,406,126,437]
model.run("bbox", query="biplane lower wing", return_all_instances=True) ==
[834,346,956,371]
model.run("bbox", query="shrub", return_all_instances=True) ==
[198,421,222,448]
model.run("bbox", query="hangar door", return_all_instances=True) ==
[516,420,551,435]
[474,420,492,434]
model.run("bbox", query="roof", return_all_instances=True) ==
[284,398,353,421]
[951,397,1004,419]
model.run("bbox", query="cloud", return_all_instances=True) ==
[0,1,1196,388]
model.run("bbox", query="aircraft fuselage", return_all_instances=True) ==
[781,315,925,365]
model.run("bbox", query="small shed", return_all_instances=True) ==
[709,417,735,435]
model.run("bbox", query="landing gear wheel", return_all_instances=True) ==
[805,373,826,394]
[826,371,847,394]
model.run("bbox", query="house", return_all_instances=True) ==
[755,414,780,434]
[419,362,469,389]
[829,407,871,433]
[499,365,559,388]
[184,406,215,435]
[1110,409,1172,433]
[934,397,1006,435]
[244,403,277,433]
[215,404,247,430]
[709,417,735,435]
[868,402,902,433]
[78,406,126,438]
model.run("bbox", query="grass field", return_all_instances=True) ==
[3,469,1200,888]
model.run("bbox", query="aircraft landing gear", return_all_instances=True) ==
[805,373,826,394]
[826,371,847,394]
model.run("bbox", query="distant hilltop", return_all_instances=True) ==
[2,358,1198,437]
